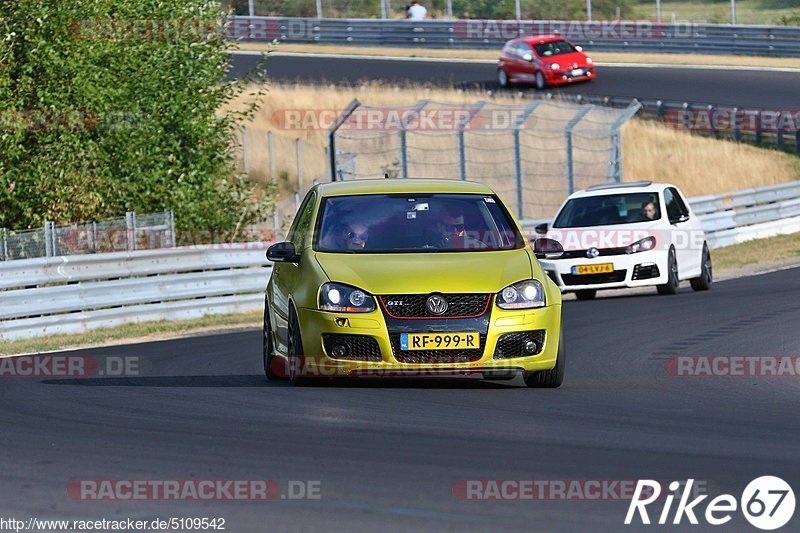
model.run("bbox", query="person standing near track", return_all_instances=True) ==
[406,0,427,21]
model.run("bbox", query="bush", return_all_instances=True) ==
[778,12,800,26]
[0,0,270,234]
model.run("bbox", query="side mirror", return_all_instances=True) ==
[522,52,534,62]
[267,241,300,263]
[575,45,583,52]
[533,238,563,260]
[534,222,549,235]
[669,213,690,225]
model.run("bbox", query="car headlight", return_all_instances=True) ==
[626,236,656,254]
[550,62,561,70]
[496,280,546,309]
[319,283,376,313]
[586,57,593,64]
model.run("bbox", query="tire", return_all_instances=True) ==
[690,244,713,292]
[657,247,679,295]
[498,68,509,88]
[262,298,282,380]
[574,289,597,301]
[534,71,546,90]
[287,306,324,387]
[524,331,564,388]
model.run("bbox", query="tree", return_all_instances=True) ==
[0,0,269,233]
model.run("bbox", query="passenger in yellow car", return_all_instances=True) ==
[320,222,370,250]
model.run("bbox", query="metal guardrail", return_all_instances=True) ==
[0,244,271,343]
[228,17,800,57]
[1,181,798,342]
[0,211,175,262]
[520,181,800,249]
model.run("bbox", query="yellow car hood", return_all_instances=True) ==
[314,248,534,294]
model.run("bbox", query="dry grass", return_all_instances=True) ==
[0,311,261,356]
[237,42,800,70]
[232,83,799,216]
[713,232,800,271]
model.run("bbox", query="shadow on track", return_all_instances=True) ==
[40,375,520,389]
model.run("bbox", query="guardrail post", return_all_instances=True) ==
[1,228,7,261]
[327,99,361,181]
[455,101,486,181]
[564,105,594,195]
[267,131,275,178]
[399,100,429,179]
[796,129,800,153]
[126,211,137,251]
[241,125,248,174]
[755,111,763,144]
[605,101,642,184]
[512,101,542,219]
[296,138,302,189]
[776,112,784,147]
[44,221,54,257]
[247,0,254,17]
[732,107,741,142]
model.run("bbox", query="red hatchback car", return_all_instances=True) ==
[498,35,595,90]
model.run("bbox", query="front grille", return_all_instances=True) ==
[322,334,382,362]
[561,270,627,286]
[632,263,660,280]
[379,294,490,319]
[557,247,628,259]
[390,334,486,364]
[494,330,546,360]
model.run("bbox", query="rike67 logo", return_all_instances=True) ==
[625,477,795,530]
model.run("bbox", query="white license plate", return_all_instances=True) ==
[571,69,584,77]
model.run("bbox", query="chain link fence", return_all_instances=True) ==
[1,211,175,261]
[329,98,640,219]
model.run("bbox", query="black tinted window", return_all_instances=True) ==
[314,193,523,253]
[553,192,661,228]
[533,40,576,57]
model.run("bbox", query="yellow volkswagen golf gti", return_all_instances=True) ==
[263,179,564,387]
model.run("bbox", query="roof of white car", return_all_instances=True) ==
[568,181,673,199]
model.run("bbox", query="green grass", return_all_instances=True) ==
[713,231,800,270]
[0,311,261,356]
[630,0,800,25]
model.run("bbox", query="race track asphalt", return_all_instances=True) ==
[229,53,800,108]
[3,267,800,531]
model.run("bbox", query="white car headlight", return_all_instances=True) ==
[319,283,375,313]
[550,63,561,70]
[497,280,546,309]
[586,57,593,64]
[626,236,656,254]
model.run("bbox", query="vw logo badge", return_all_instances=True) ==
[586,247,600,259]
[426,294,448,316]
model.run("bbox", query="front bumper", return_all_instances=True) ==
[547,67,594,85]
[540,249,668,292]
[288,304,562,378]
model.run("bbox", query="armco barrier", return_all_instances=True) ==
[0,244,271,343]
[228,17,800,57]
[2,182,798,342]
[520,181,800,249]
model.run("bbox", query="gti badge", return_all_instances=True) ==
[586,247,600,259]
[426,294,448,315]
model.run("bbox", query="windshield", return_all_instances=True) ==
[314,193,523,253]
[553,192,662,228]
[533,40,576,57]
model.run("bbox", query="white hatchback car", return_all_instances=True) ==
[535,182,712,300]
